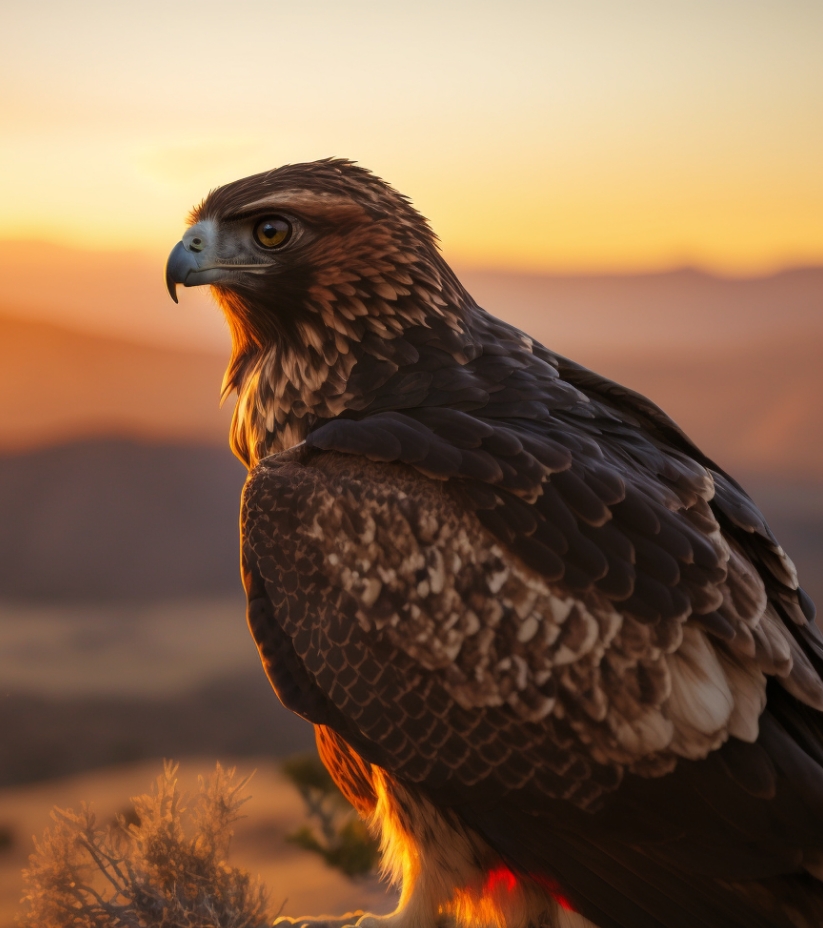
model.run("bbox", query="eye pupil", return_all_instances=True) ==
[254,217,291,249]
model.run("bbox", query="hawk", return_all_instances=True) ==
[166,160,823,928]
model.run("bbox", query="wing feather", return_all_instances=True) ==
[241,313,823,924]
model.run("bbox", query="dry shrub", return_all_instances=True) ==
[19,761,270,928]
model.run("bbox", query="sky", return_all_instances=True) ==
[2,0,823,274]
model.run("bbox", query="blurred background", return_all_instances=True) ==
[1,0,822,921]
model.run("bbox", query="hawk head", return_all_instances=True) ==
[166,159,473,465]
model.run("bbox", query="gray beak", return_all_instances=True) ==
[165,240,200,303]
[165,220,227,303]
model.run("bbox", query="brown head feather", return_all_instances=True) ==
[187,159,474,466]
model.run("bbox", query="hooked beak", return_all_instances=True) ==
[165,241,195,303]
[165,220,226,303]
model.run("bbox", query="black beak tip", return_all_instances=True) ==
[165,239,190,303]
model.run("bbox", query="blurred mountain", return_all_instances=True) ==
[0,439,245,601]
[0,671,315,787]
[461,265,823,357]
[584,335,823,480]
[0,314,229,451]
[0,240,228,351]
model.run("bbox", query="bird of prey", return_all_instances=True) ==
[166,159,823,928]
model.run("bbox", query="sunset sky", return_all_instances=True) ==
[3,0,822,274]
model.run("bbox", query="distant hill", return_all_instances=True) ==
[0,671,315,787]
[585,335,823,480]
[461,265,823,357]
[0,439,245,601]
[0,240,228,351]
[0,315,229,451]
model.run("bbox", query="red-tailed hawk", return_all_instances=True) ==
[166,160,823,928]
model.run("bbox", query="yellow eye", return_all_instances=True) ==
[254,217,291,249]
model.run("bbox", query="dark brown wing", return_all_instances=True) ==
[243,448,823,927]
[303,311,822,726]
[243,450,621,807]
[242,311,823,926]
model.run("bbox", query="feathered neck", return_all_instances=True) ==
[221,253,475,469]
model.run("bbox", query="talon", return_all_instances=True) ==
[272,918,371,928]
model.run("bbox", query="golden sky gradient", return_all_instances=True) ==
[2,0,822,274]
